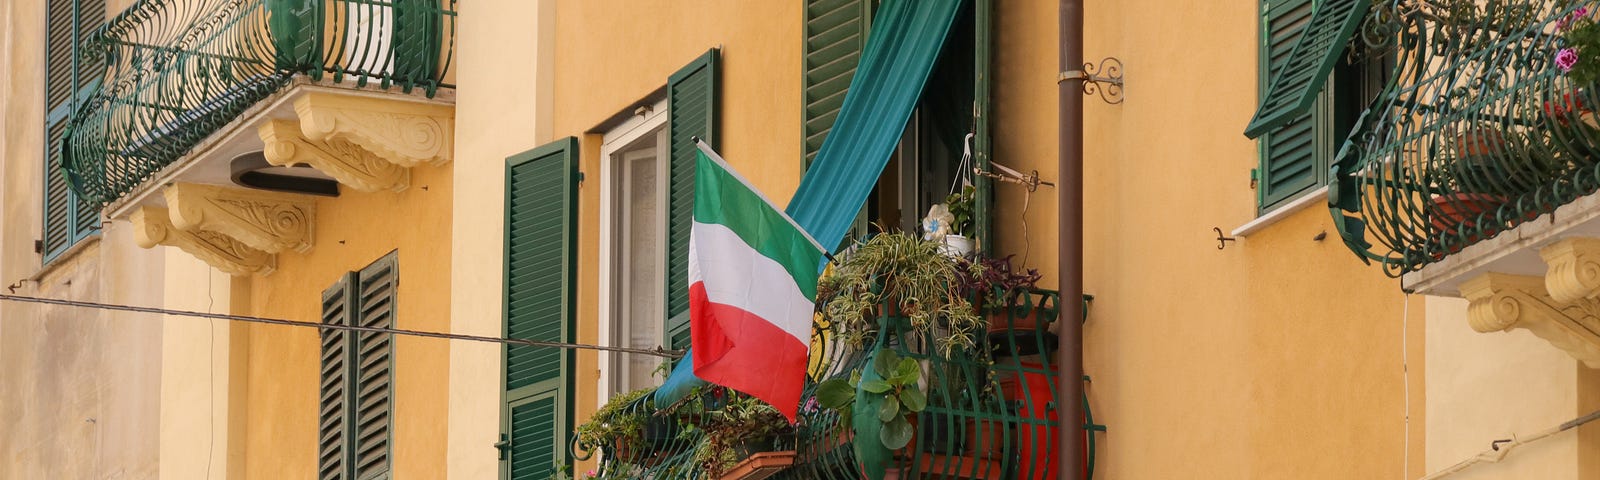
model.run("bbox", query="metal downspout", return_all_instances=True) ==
[1058,0,1085,479]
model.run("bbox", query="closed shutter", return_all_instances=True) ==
[501,138,578,480]
[318,252,397,480]
[319,273,358,480]
[391,0,441,90]
[1243,0,1370,138]
[665,49,719,351]
[803,0,873,169]
[1256,0,1329,210]
[43,0,106,261]
[353,252,397,479]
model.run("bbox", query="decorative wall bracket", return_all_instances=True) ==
[293,92,454,167]
[1540,238,1600,304]
[164,183,316,254]
[1461,272,1600,368]
[132,206,275,276]
[259,120,410,193]
[1060,57,1124,104]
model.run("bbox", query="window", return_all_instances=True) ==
[42,0,105,261]
[600,101,669,399]
[500,138,578,480]
[802,0,993,247]
[1246,0,1385,212]
[318,251,398,480]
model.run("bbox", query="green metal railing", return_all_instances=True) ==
[579,290,1097,479]
[61,0,456,207]
[1333,1,1600,275]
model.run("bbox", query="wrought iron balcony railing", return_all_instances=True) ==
[1332,1,1600,275]
[578,290,1097,480]
[62,0,456,207]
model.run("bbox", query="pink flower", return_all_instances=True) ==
[1559,47,1581,73]
[1578,6,1591,17]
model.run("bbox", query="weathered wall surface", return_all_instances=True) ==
[991,2,1426,478]
[242,164,453,479]
[0,1,168,478]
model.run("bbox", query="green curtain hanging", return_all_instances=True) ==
[785,0,966,252]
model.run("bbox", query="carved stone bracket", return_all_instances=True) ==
[164,183,316,254]
[259,119,410,193]
[1461,272,1600,368]
[293,92,454,167]
[1541,238,1600,304]
[132,206,275,276]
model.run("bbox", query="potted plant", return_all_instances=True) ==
[817,231,984,356]
[942,185,977,257]
[815,349,927,480]
[954,254,1044,335]
[688,392,795,478]
[1430,125,1515,241]
[574,388,671,465]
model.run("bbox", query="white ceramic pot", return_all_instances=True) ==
[941,235,975,257]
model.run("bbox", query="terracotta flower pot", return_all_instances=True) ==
[1429,193,1508,245]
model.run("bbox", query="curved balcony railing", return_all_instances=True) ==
[1333,1,1600,275]
[581,290,1095,479]
[62,0,456,207]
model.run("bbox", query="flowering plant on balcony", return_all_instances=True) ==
[1558,6,1600,86]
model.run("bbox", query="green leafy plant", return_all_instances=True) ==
[815,349,928,450]
[1559,4,1600,86]
[817,231,983,355]
[688,392,794,477]
[573,388,652,454]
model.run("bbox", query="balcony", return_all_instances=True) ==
[1332,2,1600,365]
[63,0,457,274]
[575,291,1099,480]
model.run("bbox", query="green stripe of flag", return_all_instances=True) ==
[693,148,825,300]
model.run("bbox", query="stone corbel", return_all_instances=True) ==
[293,92,454,167]
[164,183,316,254]
[132,206,275,276]
[259,119,410,193]
[1541,237,1600,304]
[1461,272,1600,368]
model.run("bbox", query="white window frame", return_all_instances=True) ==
[597,98,669,406]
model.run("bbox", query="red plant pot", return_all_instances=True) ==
[1429,193,1508,243]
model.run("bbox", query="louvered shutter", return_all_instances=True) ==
[501,138,578,480]
[353,252,397,479]
[42,0,105,261]
[1243,0,1370,138]
[664,49,719,351]
[803,0,873,169]
[1256,0,1331,210]
[319,273,358,480]
[391,0,441,89]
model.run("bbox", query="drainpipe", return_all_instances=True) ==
[1057,0,1085,479]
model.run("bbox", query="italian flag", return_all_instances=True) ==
[689,141,825,422]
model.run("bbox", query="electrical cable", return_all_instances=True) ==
[0,293,683,358]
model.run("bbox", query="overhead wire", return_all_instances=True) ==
[0,293,684,358]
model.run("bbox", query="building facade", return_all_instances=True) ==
[8,0,1595,479]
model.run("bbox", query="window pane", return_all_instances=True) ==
[620,144,662,392]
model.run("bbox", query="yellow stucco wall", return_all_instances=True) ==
[987,2,1427,478]
[242,164,453,479]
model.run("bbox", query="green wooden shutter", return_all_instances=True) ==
[1243,0,1370,138]
[1256,0,1331,210]
[972,0,993,251]
[803,0,873,170]
[391,0,441,90]
[319,273,358,480]
[353,252,397,480]
[43,0,105,261]
[501,138,578,480]
[665,49,719,351]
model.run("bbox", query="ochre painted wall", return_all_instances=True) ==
[242,164,453,479]
[991,2,1426,478]
[548,0,804,472]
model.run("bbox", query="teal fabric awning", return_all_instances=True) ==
[785,0,966,251]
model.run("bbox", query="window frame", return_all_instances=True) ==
[596,98,670,405]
